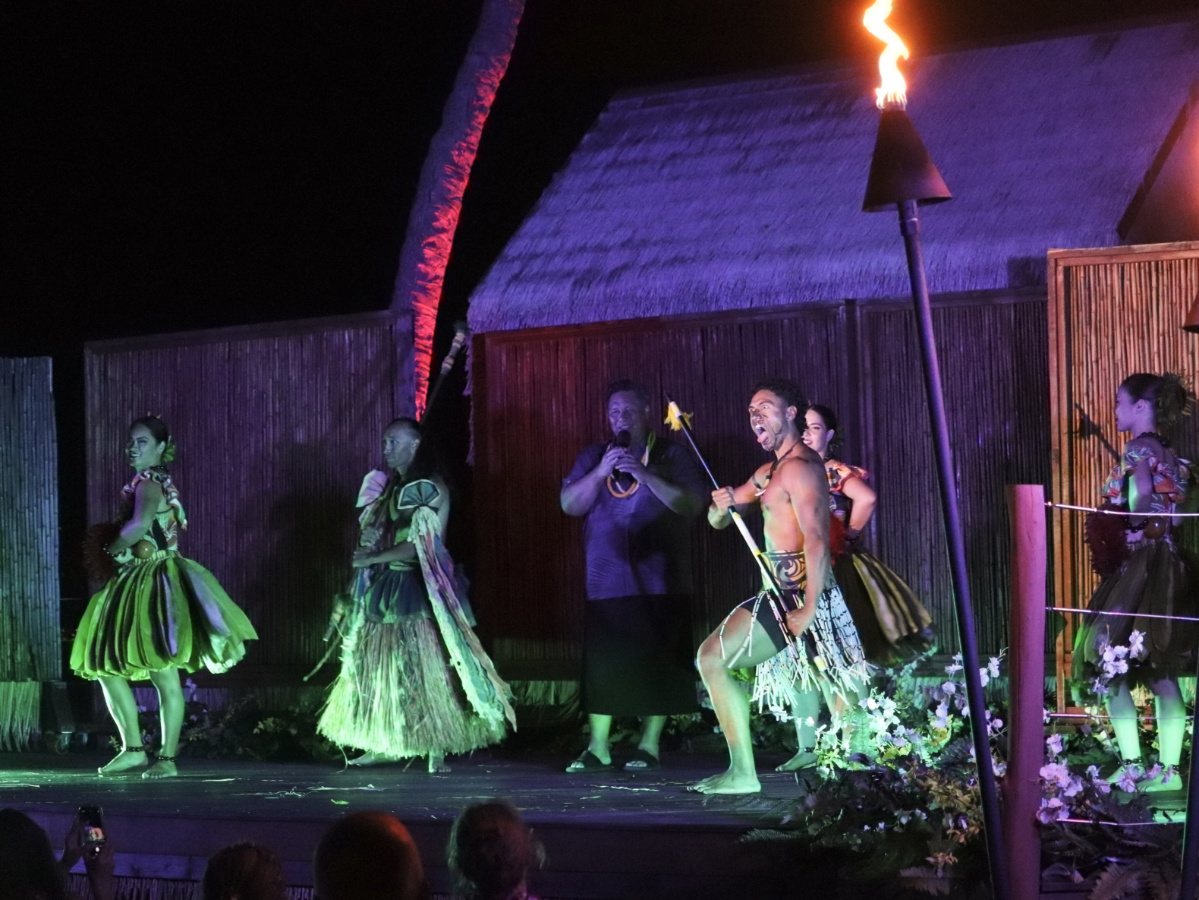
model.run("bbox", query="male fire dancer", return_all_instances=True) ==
[693,378,868,794]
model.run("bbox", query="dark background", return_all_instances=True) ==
[4,0,1196,597]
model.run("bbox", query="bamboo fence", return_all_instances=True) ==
[0,356,61,748]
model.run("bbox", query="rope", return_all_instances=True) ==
[1046,605,1199,623]
[1046,501,1199,517]
[1057,818,1178,826]
[1047,713,1194,721]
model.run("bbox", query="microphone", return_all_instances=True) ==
[611,430,633,490]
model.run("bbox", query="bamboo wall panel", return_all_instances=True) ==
[858,298,1051,657]
[0,357,61,682]
[84,314,406,676]
[473,307,853,666]
[474,295,1039,666]
[1048,243,1199,658]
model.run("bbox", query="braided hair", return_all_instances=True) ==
[1120,372,1193,440]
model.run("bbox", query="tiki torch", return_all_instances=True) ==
[861,4,1009,899]
[1181,293,1199,897]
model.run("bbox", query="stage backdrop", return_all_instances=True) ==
[472,288,1050,677]
[0,357,60,748]
[1049,241,1199,707]
[84,312,412,685]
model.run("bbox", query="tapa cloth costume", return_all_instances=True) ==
[317,471,515,758]
[825,460,935,666]
[72,468,258,680]
[1072,442,1197,696]
[722,550,869,722]
[565,435,706,716]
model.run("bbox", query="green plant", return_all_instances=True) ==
[1038,631,1187,900]
[783,655,1007,897]
[180,689,340,761]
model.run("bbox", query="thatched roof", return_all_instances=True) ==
[469,18,1199,333]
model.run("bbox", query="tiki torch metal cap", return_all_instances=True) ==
[1184,294,1199,333]
[863,108,952,211]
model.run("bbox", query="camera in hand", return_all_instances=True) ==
[79,805,106,845]
[610,429,635,493]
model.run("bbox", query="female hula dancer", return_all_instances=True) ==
[73,416,258,778]
[803,405,935,665]
[776,404,935,771]
[317,418,514,773]
[1073,373,1196,790]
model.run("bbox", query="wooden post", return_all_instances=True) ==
[1003,485,1047,900]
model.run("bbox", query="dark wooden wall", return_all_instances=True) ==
[473,290,1050,675]
[859,294,1052,655]
[0,357,61,682]
[78,290,1056,688]
[84,313,409,683]
[1049,242,1199,686]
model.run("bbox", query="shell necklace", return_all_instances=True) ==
[754,440,800,497]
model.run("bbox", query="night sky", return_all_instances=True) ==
[7,0,1197,351]
[4,0,1195,591]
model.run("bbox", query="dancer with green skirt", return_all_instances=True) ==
[73,416,258,778]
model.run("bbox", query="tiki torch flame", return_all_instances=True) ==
[863,0,909,110]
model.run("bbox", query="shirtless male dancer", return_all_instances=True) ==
[693,379,867,795]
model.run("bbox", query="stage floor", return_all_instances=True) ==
[3,748,829,899]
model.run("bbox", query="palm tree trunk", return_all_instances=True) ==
[390,0,525,418]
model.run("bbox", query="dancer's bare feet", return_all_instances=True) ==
[98,748,148,776]
[142,758,177,780]
[1107,761,1143,787]
[1142,768,1182,793]
[775,749,818,772]
[428,755,451,774]
[689,768,761,795]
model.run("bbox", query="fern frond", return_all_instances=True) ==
[1088,862,1143,900]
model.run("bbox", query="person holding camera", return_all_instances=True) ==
[59,811,116,900]
[0,808,115,900]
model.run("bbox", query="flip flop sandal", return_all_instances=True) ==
[565,750,612,773]
[623,748,661,771]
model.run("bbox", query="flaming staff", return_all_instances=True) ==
[421,321,470,423]
[664,395,800,659]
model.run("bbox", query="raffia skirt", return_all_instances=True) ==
[70,552,258,680]
[1072,536,1198,696]
[834,550,935,667]
[317,568,506,758]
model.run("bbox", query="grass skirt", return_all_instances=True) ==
[71,553,257,680]
[1072,536,1197,695]
[730,583,870,721]
[834,550,935,667]
[317,610,508,758]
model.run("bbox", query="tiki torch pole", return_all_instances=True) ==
[1181,299,1199,900]
[894,196,1011,900]
[861,3,1008,890]
[1181,650,1199,900]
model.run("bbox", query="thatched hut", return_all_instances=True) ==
[466,18,1199,679]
